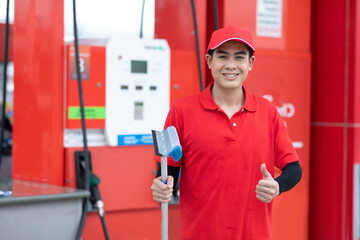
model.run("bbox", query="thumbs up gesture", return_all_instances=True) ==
[256,163,280,203]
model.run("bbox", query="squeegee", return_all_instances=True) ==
[151,126,182,240]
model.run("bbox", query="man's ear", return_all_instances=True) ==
[205,54,212,69]
[249,55,255,71]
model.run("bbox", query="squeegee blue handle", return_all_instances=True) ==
[168,145,182,162]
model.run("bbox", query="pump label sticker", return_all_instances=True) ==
[256,0,283,38]
[118,134,153,145]
[68,106,105,119]
[69,45,90,80]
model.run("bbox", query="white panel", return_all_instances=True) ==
[105,38,170,146]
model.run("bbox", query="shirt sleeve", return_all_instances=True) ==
[155,105,184,167]
[273,107,299,169]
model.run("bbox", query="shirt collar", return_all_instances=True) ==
[199,83,257,112]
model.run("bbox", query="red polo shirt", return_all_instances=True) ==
[160,83,298,240]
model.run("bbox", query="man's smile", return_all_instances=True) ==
[222,73,239,79]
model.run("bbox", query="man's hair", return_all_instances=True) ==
[208,47,254,59]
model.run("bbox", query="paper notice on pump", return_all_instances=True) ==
[256,0,283,38]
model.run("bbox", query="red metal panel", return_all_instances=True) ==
[311,0,360,239]
[170,50,200,103]
[82,209,161,240]
[155,0,207,91]
[12,0,64,185]
[65,146,159,211]
[245,51,311,144]
[348,0,360,124]
[310,126,344,240]
[245,50,311,240]
[311,1,346,123]
[223,0,311,52]
[155,0,207,52]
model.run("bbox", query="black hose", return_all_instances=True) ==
[72,1,110,239]
[101,216,110,237]
[0,0,10,171]
[139,0,145,38]
[190,0,204,91]
[72,0,91,239]
[72,0,89,196]
[91,185,110,240]
[212,0,219,30]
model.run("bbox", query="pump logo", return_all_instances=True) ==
[262,94,295,118]
[263,94,303,149]
[144,45,165,51]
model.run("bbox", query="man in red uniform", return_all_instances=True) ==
[151,25,302,240]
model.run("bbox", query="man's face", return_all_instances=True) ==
[205,41,255,91]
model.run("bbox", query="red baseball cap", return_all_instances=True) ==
[207,25,255,54]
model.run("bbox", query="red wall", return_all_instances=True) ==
[310,0,360,239]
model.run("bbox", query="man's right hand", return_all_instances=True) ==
[151,176,174,203]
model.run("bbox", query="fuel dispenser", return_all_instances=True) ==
[64,37,171,239]
[64,38,170,147]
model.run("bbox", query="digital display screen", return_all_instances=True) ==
[131,60,147,74]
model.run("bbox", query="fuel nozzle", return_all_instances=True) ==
[89,171,104,217]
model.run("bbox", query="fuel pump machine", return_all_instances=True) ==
[63,38,172,239]
[64,38,170,147]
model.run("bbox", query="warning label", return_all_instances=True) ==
[69,45,90,80]
[256,0,283,38]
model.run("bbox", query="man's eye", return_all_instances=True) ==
[218,55,226,58]
[236,56,245,60]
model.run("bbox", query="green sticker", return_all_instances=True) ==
[68,106,105,119]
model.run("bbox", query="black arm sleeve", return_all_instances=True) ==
[156,162,180,187]
[275,161,302,195]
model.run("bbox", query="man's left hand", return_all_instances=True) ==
[256,163,279,203]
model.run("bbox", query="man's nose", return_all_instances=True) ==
[225,59,237,69]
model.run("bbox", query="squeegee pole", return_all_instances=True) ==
[160,156,168,240]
